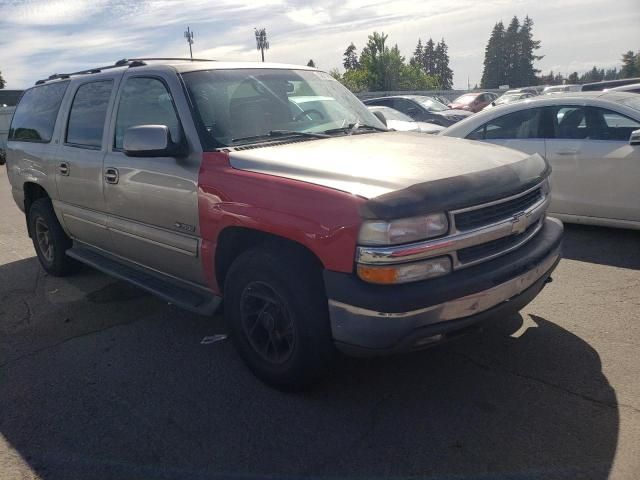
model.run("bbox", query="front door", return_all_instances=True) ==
[102,74,205,285]
[545,105,640,221]
[54,78,117,250]
[467,107,547,158]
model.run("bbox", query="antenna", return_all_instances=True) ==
[184,26,194,60]
[254,27,269,62]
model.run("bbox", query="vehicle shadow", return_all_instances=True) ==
[0,256,618,480]
[561,222,640,270]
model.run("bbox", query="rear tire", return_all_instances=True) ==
[28,198,76,276]
[224,244,335,390]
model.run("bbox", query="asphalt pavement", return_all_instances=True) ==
[1,167,639,480]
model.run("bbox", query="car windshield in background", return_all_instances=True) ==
[416,97,448,111]
[454,94,476,105]
[182,68,385,148]
[369,106,414,122]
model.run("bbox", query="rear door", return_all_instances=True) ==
[53,77,119,249]
[102,73,206,285]
[465,107,546,157]
[544,105,640,221]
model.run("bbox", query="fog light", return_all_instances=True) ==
[357,256,452,284]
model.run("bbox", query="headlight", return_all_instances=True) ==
[358,213,448,246]
[357,256,452,284]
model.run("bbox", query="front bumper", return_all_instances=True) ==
[324,217,563,355]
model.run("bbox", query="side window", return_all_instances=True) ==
[554,106,587,139]
[114,77,182,149]
[367,99,392,107]
[467,108,543,140]
[588,107,640,141]
[66,80,113,148]
[8,81,69,142]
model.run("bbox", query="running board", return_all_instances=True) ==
[67,247,221,316]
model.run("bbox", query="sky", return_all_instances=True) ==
[0,0,638,90]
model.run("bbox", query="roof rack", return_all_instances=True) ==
[35,57,216,85]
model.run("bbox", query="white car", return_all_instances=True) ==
[440,92,640,230]
[605,83,640,94]
[367,106,445,134]
[543,84,581,94]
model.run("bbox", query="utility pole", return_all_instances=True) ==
[184,26,194,60]
[254,27,269,62]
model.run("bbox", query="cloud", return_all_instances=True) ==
[1,0,639,89]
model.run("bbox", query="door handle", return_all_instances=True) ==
[104,167,119,184]
[556,149,580,156]
[59,162,70,176]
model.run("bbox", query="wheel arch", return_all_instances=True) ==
[214,226,325,293]
[23,182,51,237]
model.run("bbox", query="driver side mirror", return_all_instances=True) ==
[372,110,387,127]
[123,125,187,158]
[630,129,640,146]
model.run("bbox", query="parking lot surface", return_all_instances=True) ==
[1,167,639,480]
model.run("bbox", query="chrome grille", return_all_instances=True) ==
[454,187,542,231]
[457,221,540,264]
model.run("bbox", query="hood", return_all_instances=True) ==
[440,109,473,118]
[228,131,550,219]
[414,122,445,134]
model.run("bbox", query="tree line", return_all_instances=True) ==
[329,32,453,93]
[539,51,640,86]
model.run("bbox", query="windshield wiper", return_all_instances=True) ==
[232,130,329,143]
[323,123,387,135]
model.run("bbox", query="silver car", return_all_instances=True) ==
[441,92,640,230]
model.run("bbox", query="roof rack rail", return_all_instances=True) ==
[34,57,216,85]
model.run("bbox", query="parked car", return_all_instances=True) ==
[542,85,581,94]
[363,95,472,126]
[448,92,498,113]
[605,83,640,94]
[6,58,563,388]
[367,106,444,134]
[581,78,640,92]
[441,92,640,230]
[504,87,539,96]
[484,92,535,109]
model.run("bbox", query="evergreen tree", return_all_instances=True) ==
[567,72,579,83]
[410,39,424,68]
[306,59,316,68]
[342,43,359,70]
[504,16,522,87]
[518,16,542,86]
[0,70,5,89]
[620,50,638,78]
[480,21,506,88]
[434,38,453,89]
[604,68,619,80]
[422,38,436,76]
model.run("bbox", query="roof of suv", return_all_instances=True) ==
[33,58,317,86]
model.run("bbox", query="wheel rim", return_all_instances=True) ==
[240,281,296,365]
[35,217,54,263]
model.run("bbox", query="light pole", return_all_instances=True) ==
[184,26,194,60]
[254,27,269,62]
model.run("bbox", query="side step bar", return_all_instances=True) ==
[67,247,221,316]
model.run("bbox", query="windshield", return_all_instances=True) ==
[182,68,385,148]
[416,96,448,112]
[368,106,414,122]
[453,94,477,105]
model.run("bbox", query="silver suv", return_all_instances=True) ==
[5,58,563,388]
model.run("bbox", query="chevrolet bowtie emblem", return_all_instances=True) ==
[510,212,528,234]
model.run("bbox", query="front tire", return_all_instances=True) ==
[28,198,76,276]
[224,245,335,390]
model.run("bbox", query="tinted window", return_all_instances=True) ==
[366,98,393,107]
[553,106,587,139]
[66,81,113,147]
[393,99,421,118]
[589,107,640,141]
[9,82,69,142]
[467,108,543,140]
[114,77,181,149]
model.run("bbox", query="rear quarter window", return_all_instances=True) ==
[9,81,69,142]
